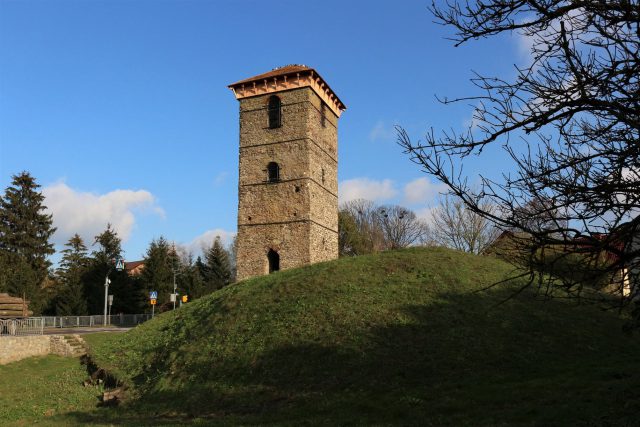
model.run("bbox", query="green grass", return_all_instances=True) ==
[0,355,102,425]
[3,247,640,425]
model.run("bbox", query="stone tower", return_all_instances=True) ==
[228,65,346,281]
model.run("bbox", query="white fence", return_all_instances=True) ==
[0,317,44,336]
[0,314,152,336]
[41,314,152,328]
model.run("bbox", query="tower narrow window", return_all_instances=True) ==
[268,249,280,273]
[321,103,327,128]
[268,95,282,129]
[267,162,280,182]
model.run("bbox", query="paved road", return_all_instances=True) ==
[43,327,132,335]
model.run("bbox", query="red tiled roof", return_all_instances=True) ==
[228,64,313,87]
[125,260,144,270]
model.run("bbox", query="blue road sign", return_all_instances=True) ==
[115,258,125,271]
[150,291,158,300]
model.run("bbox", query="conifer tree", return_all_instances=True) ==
[91,223,122,263]
[204,236,232,292]
[140,236,174,304]
[83,224,141,314]
[55,234,89,315]
[0,172,56,313]
[176,252,205,300]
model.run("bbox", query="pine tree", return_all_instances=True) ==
[140,237,174,304]
[91,223,122,263]
[177,253,205,300]
[55,234,89,315]
[204,236,232,292]
[0,172,56,313]
[83,224,141,314]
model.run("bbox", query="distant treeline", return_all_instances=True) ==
[0,171,234,316]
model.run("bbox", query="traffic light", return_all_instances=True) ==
[181,295,188,303]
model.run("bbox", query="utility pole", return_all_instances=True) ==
[171,243,180,310]
[108,295,114,324]
[173,270,177,310]
[105,258,124,326]
[103,273,111,326]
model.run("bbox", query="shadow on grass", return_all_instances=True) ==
[61,286,640,426]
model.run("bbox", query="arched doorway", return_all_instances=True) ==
[267,249,280,273]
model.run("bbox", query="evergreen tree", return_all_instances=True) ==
[0,250,39,305]
[55,234,89,315]
[195,255,208,282]
[140,237,174,304]
[177,253,205,300]
[91,223,122,263]
[0,172,56,313]
[83,224,141,314]
[204,236,232,292]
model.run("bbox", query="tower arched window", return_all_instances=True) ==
[268,95,282,129]
[267,162,280,182]
[268,249,280,273]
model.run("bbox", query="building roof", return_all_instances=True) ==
[125,260,144,270]
[229,64,314,87]
[228,65,346,117]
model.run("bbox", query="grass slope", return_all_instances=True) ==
[0,355,101,425]
[77,247,640,425]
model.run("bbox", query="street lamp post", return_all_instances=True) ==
[108,295,114,324]
[173,270,177,310]
[171,243,180,310]
[104,258,124,326]
[103,273,111,326]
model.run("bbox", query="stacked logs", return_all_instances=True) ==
[0,293,32,317]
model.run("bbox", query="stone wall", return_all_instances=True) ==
[236,86,340,281]
[0,335,50,364]
[309,222,339,263]
[0,335,85,365]
[237,222,311,278]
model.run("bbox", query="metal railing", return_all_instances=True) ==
[41,313,152,328]
[0,317,44,336]
[0,314,152,336]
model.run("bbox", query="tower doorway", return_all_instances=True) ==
[267,249,280,273]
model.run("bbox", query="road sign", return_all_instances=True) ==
[149,291,158,300]
[150,298,157,305]
[115,258,125,271]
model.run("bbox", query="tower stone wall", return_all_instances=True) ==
[229,66,345,281]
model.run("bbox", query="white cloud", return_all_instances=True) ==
[43,181,164,245]
[183,228,236,256]
[415,206,437,226]
[369,121,396,142]
[622,167,636,181]
[515,29,536,60]
[214,171,228,187]
[403,177,445,205]
[514,8,588,66]
[463,102,485,131]
[339,178,397,205]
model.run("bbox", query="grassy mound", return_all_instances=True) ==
[0,355,101,425]
[82,247,640,425]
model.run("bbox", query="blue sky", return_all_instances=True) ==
[0,0,526,262]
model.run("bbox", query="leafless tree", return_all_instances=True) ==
[428,195,500,254]
[396,0,640,313]
[377,205,429,250]
[341,199,386,253]
[339,200,428,254]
